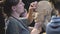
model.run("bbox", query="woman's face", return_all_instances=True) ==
[15,0,25,15]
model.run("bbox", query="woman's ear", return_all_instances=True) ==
[12,6,16,11]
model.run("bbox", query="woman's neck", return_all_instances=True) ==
[11,12,20,19]
[57,14,60,17]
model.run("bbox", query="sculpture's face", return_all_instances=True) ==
[35,1,53,23]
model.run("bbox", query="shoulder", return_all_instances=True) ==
[19,17,29,23]
[6,17,20,26]
[46,22,51,28]
[19,17,27,20]
[46,22,52,32]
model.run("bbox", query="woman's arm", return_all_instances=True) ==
[27,1,37,23]
[30,23,42,34]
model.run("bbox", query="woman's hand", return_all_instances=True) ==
[29,1,37,11]
[27,1,38,23]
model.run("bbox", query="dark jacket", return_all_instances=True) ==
[6,16,30,34]
[46,16,60,34]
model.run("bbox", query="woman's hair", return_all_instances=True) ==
[49,0,60,13]
[0,1,5,34]
[4,0,19,17]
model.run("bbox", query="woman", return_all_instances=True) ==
[4,0,41,34]
[46,0,60,34]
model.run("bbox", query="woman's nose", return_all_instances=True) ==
[22,2,25,6]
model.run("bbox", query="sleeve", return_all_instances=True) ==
[6,20,22,34]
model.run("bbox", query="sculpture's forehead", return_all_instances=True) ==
[36,1,53,13]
